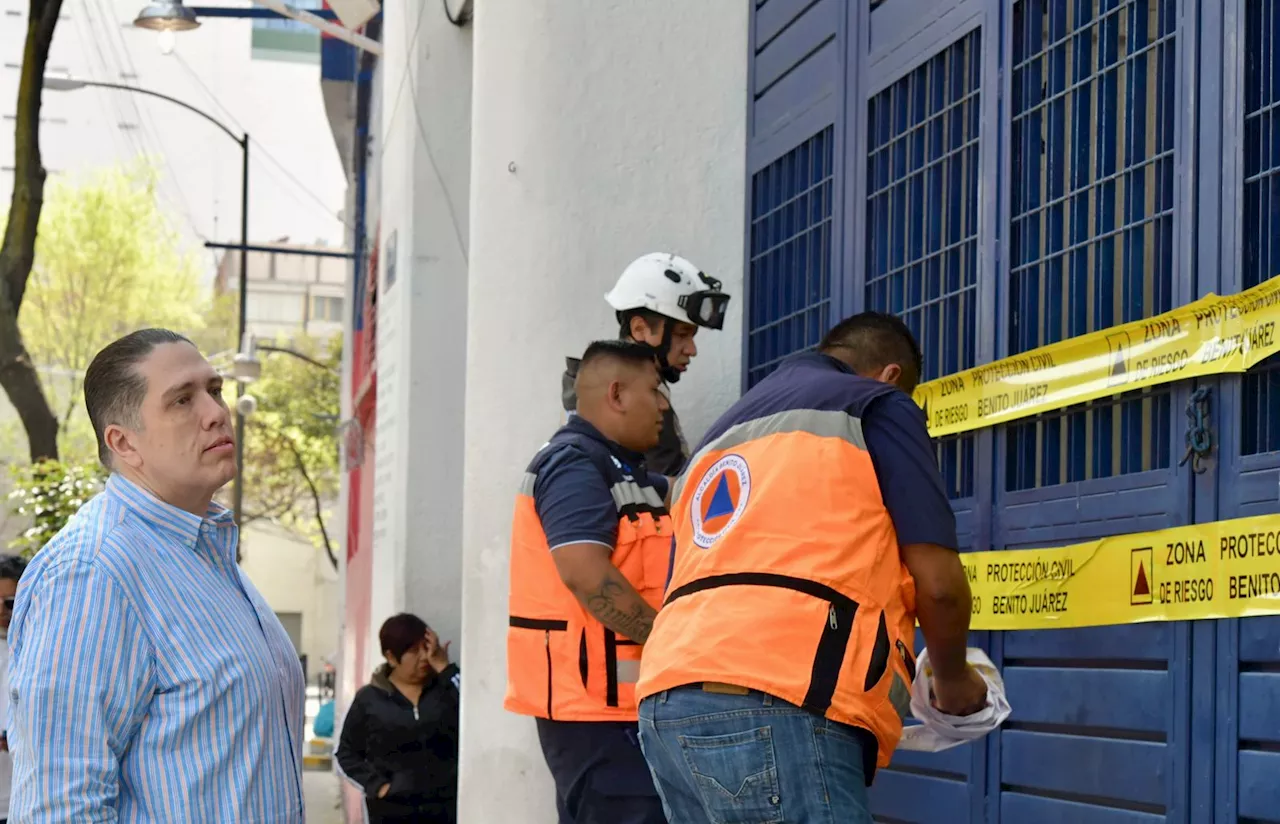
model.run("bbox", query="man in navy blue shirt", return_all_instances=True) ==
[507,340,672,824]
[639,312,984,823]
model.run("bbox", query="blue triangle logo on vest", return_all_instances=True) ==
[703,474,736,520]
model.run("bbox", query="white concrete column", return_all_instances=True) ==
[371,0,474,653]
[461,1,748,819]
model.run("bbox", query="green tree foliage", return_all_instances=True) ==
[6,458,105,557]
[4,162,342,563]
[20,161,204,434]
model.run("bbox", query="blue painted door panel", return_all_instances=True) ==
[742,0,1280,821]
[1213,0,1280,819]
[987,624,1192,823]
[1235,619,1280,821]
[987,0,1196,821]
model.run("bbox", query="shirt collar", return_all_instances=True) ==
[106,473,237,553]
[564,415,648,471]
[782,350,855,376]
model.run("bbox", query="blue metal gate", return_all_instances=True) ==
[743,1,1280,821]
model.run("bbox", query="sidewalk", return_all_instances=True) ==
[304,767,345,824]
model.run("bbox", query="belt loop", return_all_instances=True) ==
[762,692,772,707]
[659,689,668,704]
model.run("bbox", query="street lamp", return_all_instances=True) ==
[44,76,252,525]
[132,0,200,31]
[232,334,340,380]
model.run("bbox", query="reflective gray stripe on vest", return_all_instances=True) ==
[611,480,665,511]
[519,471,663,513]
[671,408,870,504]
[615,659,641,685]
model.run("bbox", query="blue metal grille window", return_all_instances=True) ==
[865,30,981,500]
[1242,1,1280,456]
[746,127,835,389]
[1007,0,1176,491]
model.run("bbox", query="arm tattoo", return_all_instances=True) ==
[583,569,656,644]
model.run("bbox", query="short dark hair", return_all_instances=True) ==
[0,554,26,583]
[819,311,924,389]
[84,328,193,468]
[579,339,662,372]
[380,613,428,660]
[617,308,669,340]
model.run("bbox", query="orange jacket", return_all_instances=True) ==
[636,356,918,779]
[505,419,672,722]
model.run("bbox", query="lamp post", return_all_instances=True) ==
[130,0,382,54]
[231,335,341,381]
[45,76,252,525]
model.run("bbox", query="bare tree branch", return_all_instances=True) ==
[282,432,337,571]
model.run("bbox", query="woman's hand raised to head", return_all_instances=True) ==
[424,628,451,672]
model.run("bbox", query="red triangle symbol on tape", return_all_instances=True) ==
[1133,562,1150,597]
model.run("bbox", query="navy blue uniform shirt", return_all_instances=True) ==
[533,416,670,552]
[687,351,958,552]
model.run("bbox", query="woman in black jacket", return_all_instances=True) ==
[337,613,461,823]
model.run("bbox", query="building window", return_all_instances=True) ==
[746,127,835,389]
[865,29,981,501]
[1006,0,1177,491]
[1242,2,1280,456]
[311,295,343,323]
[247,293,306,325]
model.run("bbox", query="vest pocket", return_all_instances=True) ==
[862,612,891,692]
[509,616,568,719]
[616,514,672,602]
[664,572,859,716]
[603,629,641,707]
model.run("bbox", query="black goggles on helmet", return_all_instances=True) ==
[677,272,730,330]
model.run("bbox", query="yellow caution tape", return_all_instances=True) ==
[913,274,1280,437]
[962,515,1280,631]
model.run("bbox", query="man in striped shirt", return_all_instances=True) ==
[7,329,306,823]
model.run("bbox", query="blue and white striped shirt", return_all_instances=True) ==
[7,474,305,823]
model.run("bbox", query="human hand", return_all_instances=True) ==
[424,628,451,672]
[931,666,987,716]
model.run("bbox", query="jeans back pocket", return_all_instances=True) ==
[677,726,784,824]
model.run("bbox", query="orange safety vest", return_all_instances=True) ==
[505,417,672,722]
[636,353,920,779]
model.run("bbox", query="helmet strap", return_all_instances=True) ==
[656,318,681,384]
[620,311,681,384]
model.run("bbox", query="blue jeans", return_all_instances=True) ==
[637,686,875,824]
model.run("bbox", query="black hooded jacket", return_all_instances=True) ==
[562,356,689,476]
[336,662,461,815]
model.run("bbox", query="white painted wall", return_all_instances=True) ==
[370,0,472,658]
[460,1,748,819]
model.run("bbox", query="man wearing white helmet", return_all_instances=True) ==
[561,253,730,476]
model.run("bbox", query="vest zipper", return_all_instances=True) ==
[829,605,838,629]
[896,638,917,682]
[544,629,554,720]
[413,705,419,721]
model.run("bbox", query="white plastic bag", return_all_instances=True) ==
[896,647,1011,753]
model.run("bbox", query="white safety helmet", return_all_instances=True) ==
[604,252,730,331]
